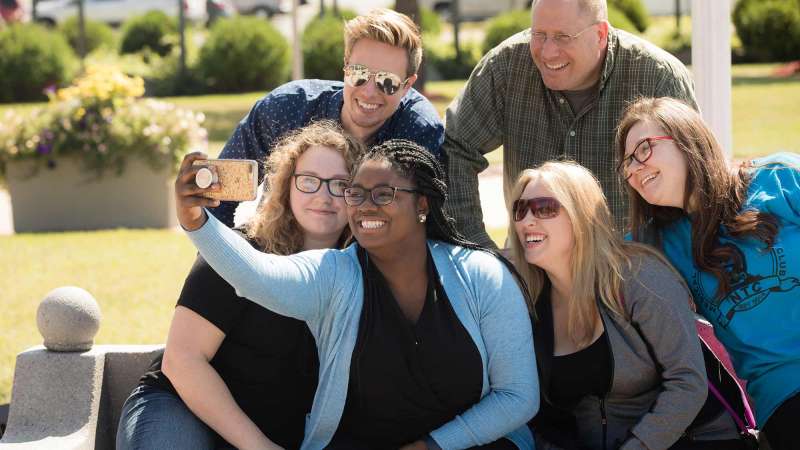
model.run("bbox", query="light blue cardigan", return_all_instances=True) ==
[187,212,539,449]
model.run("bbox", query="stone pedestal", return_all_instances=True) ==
[0,287,164,450]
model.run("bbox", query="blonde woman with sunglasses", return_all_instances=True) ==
[508,161,743,450]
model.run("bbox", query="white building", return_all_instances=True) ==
[643,0,691,16]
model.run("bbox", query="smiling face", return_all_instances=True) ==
[347,159,427,254]
[341,38,416,142]
[513,176,574,274]
[289,145,350,249]
[623,119,688,209]
[529,0,608,91]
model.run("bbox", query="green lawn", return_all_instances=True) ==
[1,68,799,404]
[0,230,197,404]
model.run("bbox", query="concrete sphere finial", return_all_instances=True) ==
[37,286,102,352]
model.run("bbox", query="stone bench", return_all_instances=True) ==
[0,287,163,450]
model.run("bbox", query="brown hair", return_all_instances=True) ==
[343,8,422,77]
[508,161,675,348]
[245,121,363,255]
[615,97,778,298]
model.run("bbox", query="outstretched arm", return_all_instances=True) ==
[175,152,331,323]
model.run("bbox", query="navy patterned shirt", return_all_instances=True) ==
[210,79,445,226]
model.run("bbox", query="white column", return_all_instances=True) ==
[691,0,732,158]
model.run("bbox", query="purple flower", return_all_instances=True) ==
[36,143,53,155]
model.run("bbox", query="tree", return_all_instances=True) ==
[394,0,426,93]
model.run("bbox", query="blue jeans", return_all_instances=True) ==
[116,384,217,450]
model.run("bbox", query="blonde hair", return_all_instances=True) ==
[508,161,667,347]
[245,121,363,255]
[344,9,422,77]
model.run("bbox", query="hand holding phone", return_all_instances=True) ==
[191,159,258,202]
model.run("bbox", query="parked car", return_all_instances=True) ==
[35,0,206,26]
[230,0,285,18]
[419,0,530,21]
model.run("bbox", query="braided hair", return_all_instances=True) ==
[354,139,533,305]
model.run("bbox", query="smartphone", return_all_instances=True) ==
[192,158,258,202]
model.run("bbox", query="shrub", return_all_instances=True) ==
[146,49,206,97]
[419,7,442,36]
[302,11,357,81]
[120,11,177,56]
[59,16,115,54]
[607,4,638,34]
[0,66,207,179]
[0,24,76,103]
[426,39,481,80]
[483,9,531,54]
[197,16,289,93]
[609,0,649,33]
[733,0,800,62]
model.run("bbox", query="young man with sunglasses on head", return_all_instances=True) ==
[442,0,697,248]
[210,8,443,226]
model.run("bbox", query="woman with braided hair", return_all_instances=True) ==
[174,139,539,450]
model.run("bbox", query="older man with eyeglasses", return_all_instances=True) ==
[210,8,443,227]
[442,0,697,247]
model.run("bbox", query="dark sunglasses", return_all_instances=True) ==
[617,135,673,181]
[293,174,349,197]
[512,197,562,222]
[343,63,410,96]
[343,185,417,206]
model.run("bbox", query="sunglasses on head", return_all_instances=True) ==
[512,197,561,222]
[343,63,410,96]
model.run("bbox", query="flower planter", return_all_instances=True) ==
[6,158,176,232]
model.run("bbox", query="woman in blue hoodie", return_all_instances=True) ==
[174,139,539,449]
[616,96,800,450]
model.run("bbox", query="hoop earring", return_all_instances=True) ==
[418,213,427,223]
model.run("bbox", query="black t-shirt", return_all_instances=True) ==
[140,247,319,449]
[549,331,611,408]
[330,247,484,449]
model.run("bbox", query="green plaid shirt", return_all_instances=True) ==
[442,27,697,247]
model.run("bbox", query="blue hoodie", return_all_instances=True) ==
[658,152,800,426]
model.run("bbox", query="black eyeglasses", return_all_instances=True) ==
[512,197,562,222]
[617,136,673,181]
[343,185,418,206]
[293,174,349,197]
[343,63,410,96]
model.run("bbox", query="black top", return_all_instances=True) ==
[530,279,613,449]
[140,245,319,449]
[330,247,483,449]
[549,332,611,408]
